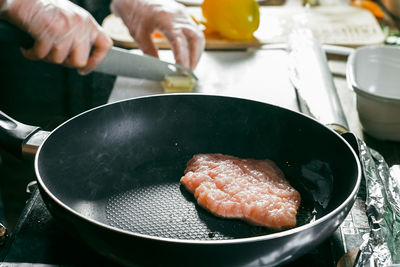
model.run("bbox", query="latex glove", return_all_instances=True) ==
[110,0,205,70]
[0,0,113,74]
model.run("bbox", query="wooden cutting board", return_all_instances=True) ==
[102,5,385,50]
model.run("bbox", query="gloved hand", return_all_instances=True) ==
[110,0,205,70]
[0,0,113,74]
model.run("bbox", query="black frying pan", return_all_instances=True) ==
[0,94,360,266]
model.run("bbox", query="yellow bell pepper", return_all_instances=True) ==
[201,0,260,40]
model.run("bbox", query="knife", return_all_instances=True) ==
[95,46,197,81]
[0,20,197,81]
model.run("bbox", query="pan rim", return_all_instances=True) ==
[34,93,362,245]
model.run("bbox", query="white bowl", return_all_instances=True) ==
[347,45,400,141]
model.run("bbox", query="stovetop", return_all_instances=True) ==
[0,184,351,267]
[0,187,117,266]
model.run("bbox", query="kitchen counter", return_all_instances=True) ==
[108,49,298,111]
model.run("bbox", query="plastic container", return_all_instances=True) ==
[347,45,400,141]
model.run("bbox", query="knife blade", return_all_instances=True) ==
[94,47,198,81]
[0,20,197,81]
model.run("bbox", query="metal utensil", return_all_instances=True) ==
[94,47,197,81]
[0,20,197,81]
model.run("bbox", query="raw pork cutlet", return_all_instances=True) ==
[180,153,301,229]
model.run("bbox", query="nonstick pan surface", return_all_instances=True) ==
[9,94,361,266]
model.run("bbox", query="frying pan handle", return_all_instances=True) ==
[0,19,34,48]
[0,110,41,158]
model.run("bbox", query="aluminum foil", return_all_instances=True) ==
[355,139,400,266]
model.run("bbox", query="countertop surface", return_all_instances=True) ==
[108,49,298,111]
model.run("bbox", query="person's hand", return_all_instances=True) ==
[0,0,113,74]
[110,0,205,70]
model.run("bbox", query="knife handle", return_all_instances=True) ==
[0,19,34,48]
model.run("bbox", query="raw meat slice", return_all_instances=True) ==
[180,153,301,229]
